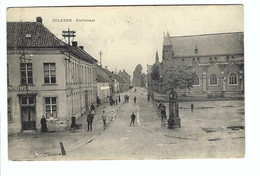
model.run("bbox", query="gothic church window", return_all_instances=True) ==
[210,74,217,85]
[229,73,237,85]
[193,74,199,85]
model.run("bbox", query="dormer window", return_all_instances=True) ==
[226,56,230,62]
[25,34,31,38]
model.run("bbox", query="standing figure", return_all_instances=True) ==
[90,103,95,114]
[70,116,77,132]
[191,104,194,112]
[134,96,137,104]
[161,108,166,125]
[40,115,48,133]
[102,110,107,128]
[87,111,94,131]
[130,112,136,126]
[97,96,101,107]
[147,94,150,102]
[118,95,121,103]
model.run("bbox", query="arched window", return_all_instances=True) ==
[229,73,237,85]
[193,74,199,85]
[210,74,217,85]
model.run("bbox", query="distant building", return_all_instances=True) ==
[150,31,244,95]
[117,69,131,91]
[7,17,97,134]
[96,65,111,102]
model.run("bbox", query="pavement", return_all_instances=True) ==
[8,87,245,160]
[8,92,126,161]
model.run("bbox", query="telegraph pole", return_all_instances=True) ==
[62,29,76,116]
[62,28,76,46]
[98,50,103,67]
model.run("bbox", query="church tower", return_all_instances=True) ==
[162,31,173,62]
[155,50,159,65]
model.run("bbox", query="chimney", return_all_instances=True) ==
[36,17,42,23]
[72,41,77,47]
[79,46,84,50]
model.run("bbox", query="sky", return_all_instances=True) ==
[7,5,243,77]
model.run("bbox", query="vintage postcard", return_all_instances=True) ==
[6,5,244,161]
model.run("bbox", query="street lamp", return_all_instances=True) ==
[168,88,181,129]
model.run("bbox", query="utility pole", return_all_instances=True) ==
[62,28,76,46]
[98,50,103,67]
[62,29,76,116]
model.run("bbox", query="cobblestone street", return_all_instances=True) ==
[8,87,244,160]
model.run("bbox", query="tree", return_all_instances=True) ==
[151,64,160,81]
[161,61,194,93]
[132,64,143,86]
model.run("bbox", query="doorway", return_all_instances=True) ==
[20,95,36,131]
[21,107,36,130]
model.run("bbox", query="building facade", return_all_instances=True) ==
[154,31,244,95]
[117,69,131,91]
[7,17,97,134]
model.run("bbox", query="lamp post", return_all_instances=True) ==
[168,88,181,129]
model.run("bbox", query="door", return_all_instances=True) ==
[21,107,36,130]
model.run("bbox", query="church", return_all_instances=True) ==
[150,31,244,96]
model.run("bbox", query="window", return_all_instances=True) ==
[193,75,199,85]
[210,74,217,85]
[20,63,33,85]
[44,63,56,84]
[229,73,237,85]
[8,98,12,122]
[45,97,57,119]
[21,97,35,105]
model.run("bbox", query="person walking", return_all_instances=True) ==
[147,94,150,102]
[130,112,136,126]
[191,104,194,112]
[134,96,137,104]
[161,107,166,125]
[40,115,48,133]
[87,111,94,131]
[102,110,107,128]
[90,103,95,114]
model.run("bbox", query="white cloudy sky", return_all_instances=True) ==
[7,5,243,77]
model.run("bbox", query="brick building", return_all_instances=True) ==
[153,31,244,95]
[7,17,97,134]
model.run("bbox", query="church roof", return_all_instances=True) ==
[168,32,244,57]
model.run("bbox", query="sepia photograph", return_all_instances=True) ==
[6,5,244,161]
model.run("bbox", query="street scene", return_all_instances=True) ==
[6,5,244,160]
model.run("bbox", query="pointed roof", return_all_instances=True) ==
[163,31,172,45]
[155,51,159,63]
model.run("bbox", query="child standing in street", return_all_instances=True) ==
[102,110,107,128]
[130,112,136,126]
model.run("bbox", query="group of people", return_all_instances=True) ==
[109,95,120,106]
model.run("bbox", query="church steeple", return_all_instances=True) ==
[155,51,159,64]
[162,31,173,62]
[163,31,172,45]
